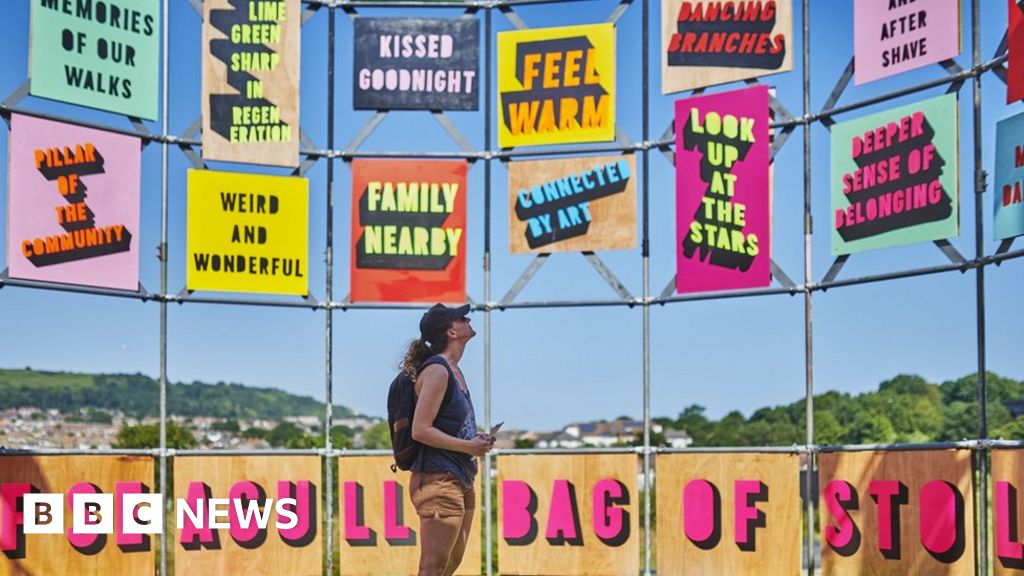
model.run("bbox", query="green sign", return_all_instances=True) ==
[830,93,959,255]
[30,0,159,119]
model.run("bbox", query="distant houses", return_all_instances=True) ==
[529,419,692,449]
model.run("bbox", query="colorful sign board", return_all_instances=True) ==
[186,169,309,295]
[830,93,959,255]
[854,0,961,85]
[994,110,1024,240]
[1009,0,1024,103]
[202,0,301,167]
[655,453,800,575]
[507,155,637,253]
[0,455,155,576]
[337,455,482,575]
[819,450,975,576]
[6,114,140,290]
[29,0,159,119]
[675,85,771,294]
[993,449,1024,574]
[349,159,467,303]
[354,18,480,111]
[660,0,793,94]
[497,23,616,148]
[497,454,639,576]
[173,456,321,576]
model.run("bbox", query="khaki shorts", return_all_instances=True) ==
[409,470,476,518]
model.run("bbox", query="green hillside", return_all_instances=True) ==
[0,368,358,421]
[659,372,1024,447]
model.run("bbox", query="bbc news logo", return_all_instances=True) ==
[18,494,303,535]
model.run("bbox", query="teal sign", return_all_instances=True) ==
[30,0,159,119]
[994,110,1024,240]
[830,93,959,255]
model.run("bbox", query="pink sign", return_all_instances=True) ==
[854,0,961,85]
[6,114,140,290]
[675,86,771,294]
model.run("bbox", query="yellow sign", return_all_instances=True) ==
[497,24,616,148]
[187,170,308,295]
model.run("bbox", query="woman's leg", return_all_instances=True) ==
[442,509,474,576]
[418,511,464,576]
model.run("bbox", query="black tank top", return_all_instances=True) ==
[411,355,478,487]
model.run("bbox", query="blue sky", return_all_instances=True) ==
[0,0,1020,432]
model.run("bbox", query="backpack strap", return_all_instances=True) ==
[417,355,460,434]
[417,355,456,407]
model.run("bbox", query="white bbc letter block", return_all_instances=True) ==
[122,493,163,534]
[23,493,63,534]
[73,493,114,534]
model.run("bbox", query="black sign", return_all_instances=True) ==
[353,18,480,111]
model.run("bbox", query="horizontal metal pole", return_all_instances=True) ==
[812,259,974,292]
[0,448,159,456]
[655,445,808,454]
[493,447,643,455]
[0,276,152,301]
[170,448,325,456]
[655,284,802,304]
[816,440,978,453]
[168,293,326,310]
[983,247,1024,266]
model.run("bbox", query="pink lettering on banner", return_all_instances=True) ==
[383,480,415,545]
[67,482,101,553]
[868,480,906,558]
[996,480,1024,564]
[343,481,375,545]
[277,480,314,545]
[734,480,767,551]
[179,482,216,548]
[228,481,265,546]
[918,480,963,561]
[823,480,859,555]
[592,478,629,546]
[545,480,581,545]
[682,479,719,547]
[502,480,537,545]
[0,483,31,555]
[115,481,146,549]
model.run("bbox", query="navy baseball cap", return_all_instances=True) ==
[419,303,471,341]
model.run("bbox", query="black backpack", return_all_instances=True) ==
[387,358,456,472]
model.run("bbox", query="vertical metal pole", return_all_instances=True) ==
[801,1,815,575]
[971,1,987,574]
[325,6,336,576]
[483,7,494,576]
[641,0,652,574]
[159,0,170,574]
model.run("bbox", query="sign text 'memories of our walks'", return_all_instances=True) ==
[498,23,616,148]
[30,0,160,119]
[202,0,301,167]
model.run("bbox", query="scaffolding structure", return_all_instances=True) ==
[1,1,1022,574]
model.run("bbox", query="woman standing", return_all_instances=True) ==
[401,303,493,576]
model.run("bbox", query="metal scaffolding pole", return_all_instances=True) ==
[801,1,815,575]
[159,1,170,574]
[325,6,337,576]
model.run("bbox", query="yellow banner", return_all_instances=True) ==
[497,23,616,148]
[187,170,308,295]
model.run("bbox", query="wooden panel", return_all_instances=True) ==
[819,450,974,576]
[497,454,639,576]
[992,449,1024,574]
[660,0,794,94]
[508,155,637,254]
[655,453,801,575]
[337,455,481,576]
[202,0,301,167]
[173,456,321,576]
[0,455,155,576]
